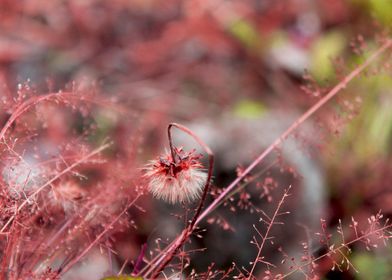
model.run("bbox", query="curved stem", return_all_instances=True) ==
[167,124,177,163]
[167,123,214,228]
[148,123,214,278]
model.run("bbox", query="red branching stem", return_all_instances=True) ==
[0,142,111,234]
[0,92,78,142]
[59,195,140,275]
[0,91,125,146]
[247,186,291,279]
[133,243,147,275]
[149,229,191,279]
[281,223,392,279]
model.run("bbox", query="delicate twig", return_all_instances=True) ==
[0,142,111,233]
[132,243,147,275]
[281,223,392,279]
[59,195,140,275]
[247,186,291,279]
[118,258,129,276]
[0,92,78,142]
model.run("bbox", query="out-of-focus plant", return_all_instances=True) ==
[1,1,392,279]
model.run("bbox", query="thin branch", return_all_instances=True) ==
[281,223,392,279]
[247,186,291,279]
[59,195,140,275]
[0,142,111,233]
[0,92,78,142]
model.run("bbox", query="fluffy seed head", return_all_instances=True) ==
[144,148,207,204]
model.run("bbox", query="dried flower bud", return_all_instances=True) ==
[143,147,207,204]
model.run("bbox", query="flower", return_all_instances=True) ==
[144,147,207,204]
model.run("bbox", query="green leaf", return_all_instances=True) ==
[229,20,260,50]
[310,32,346,81]
[233,100,266,119]
[352,253,392,280]
[370,0,392,27]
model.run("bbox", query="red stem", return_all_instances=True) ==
[167,123,214,228]
[149,123,214,278]
[59,196,140,275]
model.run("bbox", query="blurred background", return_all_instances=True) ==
[1,0,392,279]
